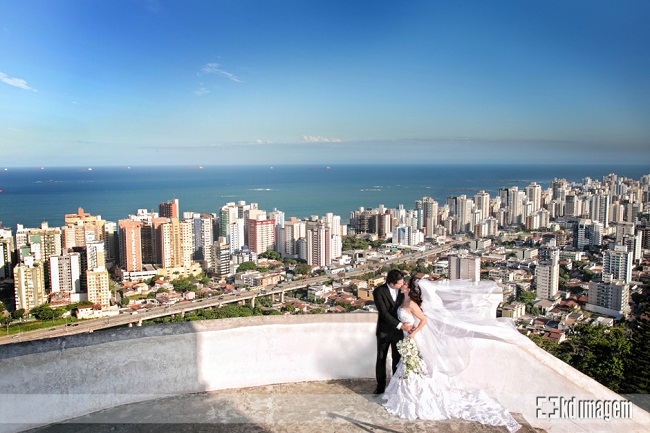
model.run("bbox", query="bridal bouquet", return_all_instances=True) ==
[396,337,425,379]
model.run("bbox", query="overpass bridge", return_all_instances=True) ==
[0,244,456,345]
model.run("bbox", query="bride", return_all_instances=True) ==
[382,277,522,432]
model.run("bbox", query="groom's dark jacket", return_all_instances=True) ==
[373,283,403,339]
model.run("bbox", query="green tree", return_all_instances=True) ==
[30,304,55,320]
[237,261,258,272]
[516,289,537,305]
[570,324,631,392]
[294,264,312,276]
[581,269,594,282]
[342,236,369,251]
[623,310,650,394]
[0,300,5,314]
[259,250,282,261]
[12,308,25,321]
[285,304,296,312]
[258,296,273,307]
[264,309,282,316]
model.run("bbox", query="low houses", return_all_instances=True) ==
[543,329,567,344]
[308,284,336,301]
[75,304,103,319]
[367,276,385,287]
[499,302,526,319]
[532,299,556,315]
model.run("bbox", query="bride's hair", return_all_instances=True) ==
[407,278,423,306]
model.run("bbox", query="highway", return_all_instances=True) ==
[0,243,456,345]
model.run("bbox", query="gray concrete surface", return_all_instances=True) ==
[21,379,542,433]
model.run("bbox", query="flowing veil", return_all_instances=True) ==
[415,279,522,377]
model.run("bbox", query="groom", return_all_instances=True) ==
[373,269,412,394]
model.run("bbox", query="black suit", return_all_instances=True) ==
[373,283,404,392]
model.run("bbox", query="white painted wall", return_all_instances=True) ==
[0,313,648,433]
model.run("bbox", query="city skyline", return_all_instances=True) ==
[1,1,650,166]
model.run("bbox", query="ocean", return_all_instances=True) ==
[0,164,648,229]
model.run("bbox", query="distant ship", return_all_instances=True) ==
[309,166,331,171]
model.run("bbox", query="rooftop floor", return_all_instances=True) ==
[22,379,542,433]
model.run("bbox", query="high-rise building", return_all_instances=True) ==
[49,251,81,293]
[306,219,331,266]
[62,207,106,249]
[573,219,602,250]
[586,276,630,318]
[564,193,582,217]
[118,220,142,272]
[324,213,343,260]
[448,255,480,282]
[15,223,62,264]
[268,209,286,255]
[536,247,559,300]
[279,218,305,258]
[392,225,412,246]
[456,195,472,233]
[219,202,239,239]
[589,192,610,228]
[188,213,214,265]
[247,216,275,254]
[157,218,193,268]
[507,187,524,226]
[14,256,46,311]
[86,269,111,308]
[473,191,490,225]
[159,199,179,219]
[15,223,62,291]
[211,240,231,276]
[525,183,542,212]
[418,197,439,237]
[103,221,119,267]
[0,228,14,280]
[228,219,245,253]
[603,245,632,284]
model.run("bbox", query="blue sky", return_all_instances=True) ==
[1,0,649,166]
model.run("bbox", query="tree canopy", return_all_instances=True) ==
[236,261,258,272]
[259,250,282,261]
[293,264,313,275]
[342,236,369,251]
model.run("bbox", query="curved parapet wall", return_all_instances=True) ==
[1,313,649,433]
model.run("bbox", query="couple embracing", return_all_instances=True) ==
[373,269,521,432]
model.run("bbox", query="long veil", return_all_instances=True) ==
[415,279,522,377]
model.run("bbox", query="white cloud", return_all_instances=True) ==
[200,62,242,83]
[194,87,210,96]
[0,71,36,91]
[300,135,342,143]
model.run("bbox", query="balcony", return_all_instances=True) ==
[1,313,649,433]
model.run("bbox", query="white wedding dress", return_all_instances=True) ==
[382,280,521,432]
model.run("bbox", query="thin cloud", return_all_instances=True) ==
[194,87,210,96]
[200,62,242,83]
[301,135,342,143]
[0,71,36,91]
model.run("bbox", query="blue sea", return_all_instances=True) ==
[0,164,648,230]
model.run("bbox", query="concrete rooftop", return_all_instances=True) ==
[21,379,542,433]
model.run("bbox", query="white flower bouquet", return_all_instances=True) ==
[396,337,426,379]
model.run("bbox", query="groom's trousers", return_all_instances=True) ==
[376,334,402,391]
